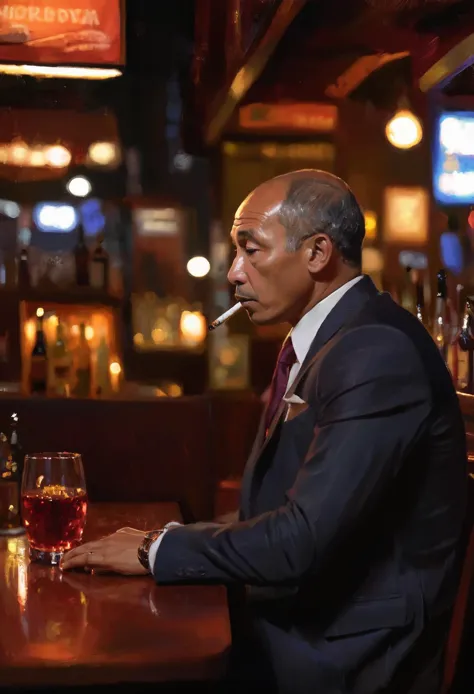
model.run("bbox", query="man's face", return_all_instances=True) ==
[227,184,315,326]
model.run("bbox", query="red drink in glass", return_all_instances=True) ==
[22,486,87,552]
[21,453,87,564]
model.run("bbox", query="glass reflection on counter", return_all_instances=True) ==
[4,535,28,610]
[3,536,89,661]
[24,566,88,662]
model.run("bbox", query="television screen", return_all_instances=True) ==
[433,111,474,205]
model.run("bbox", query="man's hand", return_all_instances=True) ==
[61,527,149,576]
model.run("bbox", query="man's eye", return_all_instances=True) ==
[245,247,258,256]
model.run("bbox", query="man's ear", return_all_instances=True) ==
[305,234,333,274]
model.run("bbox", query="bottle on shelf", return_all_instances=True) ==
[95,329,111,397]
[90,233,109,292]
[433,268,450,362]
[74,224,90,287]
[8,412,23,525]
[73,323,91,398]
[18,246,30,290]
[0,414,24,535]
[449,284,463,386]
[415,276,427,328]
[400,266,415,314]
[30,309,48,395]
[51,320,71,397]
[457,297,474,393]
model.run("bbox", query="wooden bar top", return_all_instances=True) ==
[0,503,231,687]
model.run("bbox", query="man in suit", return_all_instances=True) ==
[63,170,468,694]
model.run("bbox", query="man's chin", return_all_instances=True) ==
[246,308,281,326]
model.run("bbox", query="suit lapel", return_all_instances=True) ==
[287,275,379,398]
[240,275,379,517]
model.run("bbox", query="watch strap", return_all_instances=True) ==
[137,521,180,571]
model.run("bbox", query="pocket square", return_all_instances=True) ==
[284,397,309,421]
[284,394,306,404]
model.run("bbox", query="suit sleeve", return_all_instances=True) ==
[154,325,432,585]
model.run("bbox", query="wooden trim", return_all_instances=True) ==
[205,0,307,145]
[419,33,474,93]
[325,52,409,99]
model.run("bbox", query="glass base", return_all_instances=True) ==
[29,547,64,565]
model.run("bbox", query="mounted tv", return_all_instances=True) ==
[433,111,474,205]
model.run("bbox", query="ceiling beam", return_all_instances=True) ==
[205,0,307,146]
[325,51,410,98]
[419,32,474,92]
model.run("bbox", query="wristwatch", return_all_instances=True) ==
[137,522,180,571]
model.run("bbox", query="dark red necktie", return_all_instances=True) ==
[265,336,296,432]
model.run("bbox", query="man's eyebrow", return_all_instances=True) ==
[235,228,259,243]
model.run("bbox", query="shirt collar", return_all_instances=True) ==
[290,275,363,365]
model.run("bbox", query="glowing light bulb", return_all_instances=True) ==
[67,176,91,198]
[88,141,120,166]
[84,326,94,341]
[10,141,29,165]
[186,256,210,278]
[44,145,71,168]
[109,361,121,375]
[385,110,423,150]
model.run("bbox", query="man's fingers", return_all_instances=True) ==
[61,541,107,571]
[61,549,105,571]
[63,540,102,561]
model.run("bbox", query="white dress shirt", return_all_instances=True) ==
[148,275,363,573]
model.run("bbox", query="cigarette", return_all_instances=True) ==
[208,302,242,331]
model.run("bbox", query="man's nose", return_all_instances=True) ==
[227,253,246,286]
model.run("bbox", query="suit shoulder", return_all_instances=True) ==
[331,322,425,365]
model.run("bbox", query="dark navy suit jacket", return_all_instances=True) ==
[155,276,468,694]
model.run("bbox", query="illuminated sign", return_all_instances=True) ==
[0,0,123,67]
[239,103,338,133]
[384,187,429,245]
[433,111,474,204]
[33,202,78,232]
[134,208,179,236]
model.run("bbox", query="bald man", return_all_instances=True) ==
[63,170,467,694]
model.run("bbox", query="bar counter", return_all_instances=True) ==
[0,502,231,688]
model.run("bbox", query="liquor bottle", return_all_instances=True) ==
[0,413,24,535]
[449,284,463,386]
[30,311,48,395]
[51,320,71,397]
[18,246,30,290]
[90,234,109,292]
[73,323,91,398]
[415,279,427,327]
[433,268,450,361]
[400,266,415,314]
[9,412,23,481]
[457,297,474,393]
[74,224,89,287]
[95,331,111,397]
[8,412,23,524]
